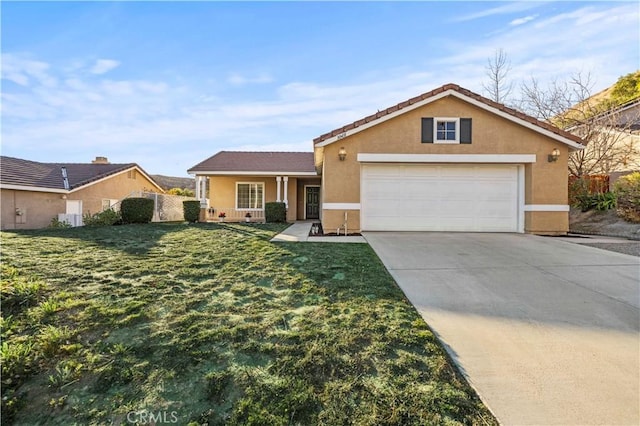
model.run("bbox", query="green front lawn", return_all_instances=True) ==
[1,223,495,425]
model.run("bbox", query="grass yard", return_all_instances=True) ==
[1,223,496,425]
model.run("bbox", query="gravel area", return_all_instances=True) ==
[570,208,640,240]
[580,242,640,257]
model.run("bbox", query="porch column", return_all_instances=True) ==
[195,176,201,200]
[199,177,208,206]
[276,176,282,202]
[283,176,289,208]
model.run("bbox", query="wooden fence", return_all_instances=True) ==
[569,175,610,194]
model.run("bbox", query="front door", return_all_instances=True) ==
[305,187,320,219]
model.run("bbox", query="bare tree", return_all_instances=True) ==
[520,72,640,177]
[482,48,514,104]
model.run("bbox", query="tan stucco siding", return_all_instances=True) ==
[323,209,361,234]
[208,176,275,212]
[1,171,160,230]
[525,211,569,235]
[206,176,305,221]
[318,95,571,234]
[1,189,65,230]
[72,170,161,216]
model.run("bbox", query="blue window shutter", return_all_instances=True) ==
[422,118,434,143]
[460,118,472,144]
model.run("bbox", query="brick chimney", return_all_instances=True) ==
[92,156,110,164]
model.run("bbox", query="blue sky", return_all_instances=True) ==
[2,1,638,177]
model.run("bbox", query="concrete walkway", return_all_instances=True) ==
[364,232,640,425]
[271,221,366,243]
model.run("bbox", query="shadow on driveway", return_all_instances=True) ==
[364,232,640,426]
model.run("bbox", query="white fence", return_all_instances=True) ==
[57,213,83,227]
[118,191,197,222]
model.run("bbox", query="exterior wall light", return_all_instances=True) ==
[548,148,560,163]
[338,147,347,161]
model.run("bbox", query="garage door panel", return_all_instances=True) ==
[361,164,519,232]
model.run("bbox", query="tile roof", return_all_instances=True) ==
[313,83,585,146]
[0,156,140,190]
[188,151,317,174]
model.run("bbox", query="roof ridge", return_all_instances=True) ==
[313,83,584,146]
[218,151,313,154]
[0,156,136,167]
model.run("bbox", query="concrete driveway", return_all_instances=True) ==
[364,232,639,425]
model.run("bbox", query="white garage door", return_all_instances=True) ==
[361,164,519,232]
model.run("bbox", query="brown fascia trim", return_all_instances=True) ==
[313,83,584,146]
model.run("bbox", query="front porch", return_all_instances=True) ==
[203,207,266,222]
[195,174,321,223]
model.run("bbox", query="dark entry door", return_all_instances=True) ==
[305,187,320,219]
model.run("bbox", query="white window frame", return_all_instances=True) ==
[434,117,460,144]
[102,199,119,211]
[235,182,265,211]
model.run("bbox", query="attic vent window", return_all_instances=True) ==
[421,117,472,144]
[435,118,459,143]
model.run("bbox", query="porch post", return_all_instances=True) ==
[195,176,201,200]
[199,177,208,207]
[283,176,289,208]
[276,176,282,202]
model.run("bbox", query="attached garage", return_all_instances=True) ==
[361,163,522,232]
[313,84,586,235]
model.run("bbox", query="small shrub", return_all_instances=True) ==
[571,176,618,212]
[573,193,597,212]
[265,202,286,223]
[48,217,72,229]
[183,200,201,223]
[594,192,617,211]
[83,209,122,227]
[614,172,640,223]
[121,198,154,224]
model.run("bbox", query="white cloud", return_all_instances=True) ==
[509,15,538,26]
[453,2,543,22]
[1,54,56,87]
[1,3,637,176]
[227,72,273,86]
[90,59,120,74]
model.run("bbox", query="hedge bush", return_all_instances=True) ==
[83,209,122,226]
[265,202,286,223]
[121,198,154,224]
[183,200,201,223]
[614,172,640,223]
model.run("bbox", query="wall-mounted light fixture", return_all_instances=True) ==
[548,148,560,163]
[338,147,347,161]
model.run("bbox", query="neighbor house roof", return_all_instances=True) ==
[188,151,317,175]
[0,156,163,193]
[313,83,585,150]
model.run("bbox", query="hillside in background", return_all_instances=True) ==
[151,174,195,191]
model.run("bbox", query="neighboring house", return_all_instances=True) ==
[190,83,585,235]
[571,98,640,175]
[1,156,164,230]
[188,152,321,222]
